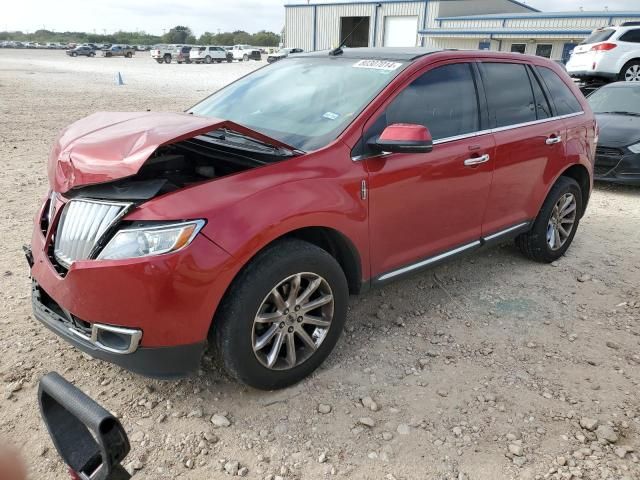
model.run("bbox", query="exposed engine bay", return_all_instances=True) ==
[64,131,295,202]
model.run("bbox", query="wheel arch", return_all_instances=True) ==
[559,164,591,217]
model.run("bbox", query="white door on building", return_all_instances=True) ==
[383,16,418,47]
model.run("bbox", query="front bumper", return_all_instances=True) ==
[28,199,234,377]
[594,150,640,185]
[31,279,204,378]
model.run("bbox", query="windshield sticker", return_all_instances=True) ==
[323,111,340,120]
[353,59,402,71]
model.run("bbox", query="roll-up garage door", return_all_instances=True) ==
[383,16,418,47]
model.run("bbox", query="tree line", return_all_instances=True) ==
[0,25,281,47]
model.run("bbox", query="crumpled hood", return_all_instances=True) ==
[48,111,294,193]
[595,113,640,148]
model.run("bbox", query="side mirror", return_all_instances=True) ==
[370,123,433,154]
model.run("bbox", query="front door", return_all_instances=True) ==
[362,62,495,279]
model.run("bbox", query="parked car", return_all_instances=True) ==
[190,45,231,64]
[65,46,96,57]
[24,42,36,49]
[567,22,640,83]
[103,45,135,58]
[151,44,177,64]
[231,44,261,61]
[587,82,640,184]
[172,45,193,63]
[28,49,595,390]
[267,47,304,63]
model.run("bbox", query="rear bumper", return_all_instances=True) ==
[31,280,204,379]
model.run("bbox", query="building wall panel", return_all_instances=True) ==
[285,6,315,50]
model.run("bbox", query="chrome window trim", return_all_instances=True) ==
[377,240,481,281]
[483,222,530,242]
[351,111,584,162]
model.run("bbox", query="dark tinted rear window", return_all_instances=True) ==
[481,63,537,128]
[582,29,615,44]
[619,29,640,43]
[537,66,583,116]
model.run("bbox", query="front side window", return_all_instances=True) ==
[537,66,583,116]
[481,62,537,127]
[190,57,409,151]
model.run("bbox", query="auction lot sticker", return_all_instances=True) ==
[353,60,403,71]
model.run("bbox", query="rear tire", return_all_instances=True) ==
[619,60,640,82]
[71,52,77,57]
[243,54,249,62]
[213,239,348,390]
[164,54,171,64]
[204,55,212,64]
[516,176,582,263]
[155,58,163,64]
[126,52,132,58]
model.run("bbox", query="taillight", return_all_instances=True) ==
[591,42,617,51]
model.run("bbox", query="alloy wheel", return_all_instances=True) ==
[546,193,577,251]
[252,272,334,370]
[625,64,640,82]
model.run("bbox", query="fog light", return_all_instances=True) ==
[91,324,142,354]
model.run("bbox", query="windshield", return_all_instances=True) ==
[190,57,407,151]
[582,29,615,44]
[588,86,640,115]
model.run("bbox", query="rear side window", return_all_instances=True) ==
[537,66,583,116]
[481,63,537,128]
[619,29,640,43]
[383,63,480,141]
[582,29,614,44]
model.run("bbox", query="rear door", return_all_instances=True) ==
[363,61,495,278]
[479,61,565,235]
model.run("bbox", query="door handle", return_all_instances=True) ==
[464,154,490,166]
[546,135,562,145]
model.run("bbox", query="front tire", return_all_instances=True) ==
[243,54,249,62]
[516,176,582,263]
[619,60,640,82]
[213,239,348,390]
[204,55,212,64]
[163,54,171,64]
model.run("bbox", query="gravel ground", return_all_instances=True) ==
[1,49,639,480]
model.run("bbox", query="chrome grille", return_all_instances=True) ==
[54,199,131,268]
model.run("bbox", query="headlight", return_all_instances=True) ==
[97,220,205,261]
[46,191,57,224]
[628,142,640,154]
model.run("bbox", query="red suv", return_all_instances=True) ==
[28,49,596,390]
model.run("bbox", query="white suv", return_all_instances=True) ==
[190,46,231,64]
[567,23,640,82]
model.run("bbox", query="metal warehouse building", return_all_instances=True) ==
[284,0,640,62]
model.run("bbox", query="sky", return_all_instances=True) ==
[3,0,640,36]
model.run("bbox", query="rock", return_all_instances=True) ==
[595,424,618,444]
[577,273,592,282]
[556,456,567,466]
[508,444,524,456]
[452,426,462,437]
[130,431,144,443]
[238,467,249,476]
[359,417,376,428]
[204,432,219,443]
[615,446,633,459]
[211,414,231,428]
[436,389,448,397]
[318,451,327,463]
[131,459,144,471]
[318,403,332,414]
[361,396,379,412]
[512,456,527,466]
[579,417,599,431]
[224,461,239,475]
[187,407,204,418]
[396,424,410,435]
[606,341,620,350]
[382,431,393,441]
[185,458,194,469]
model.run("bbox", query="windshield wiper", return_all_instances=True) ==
[599,111,640,117]
[207,129,301,156]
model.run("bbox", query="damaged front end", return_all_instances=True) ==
[42,111,299,272]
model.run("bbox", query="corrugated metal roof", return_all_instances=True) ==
[297,47,442,60]
[285,0,538,11]
[437,11,640,21]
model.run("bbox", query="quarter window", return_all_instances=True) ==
[481,63,537,127]
[619,29,640,43]
[537,66,583,116]
[527,68,552,119]
[377,63,480,142]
